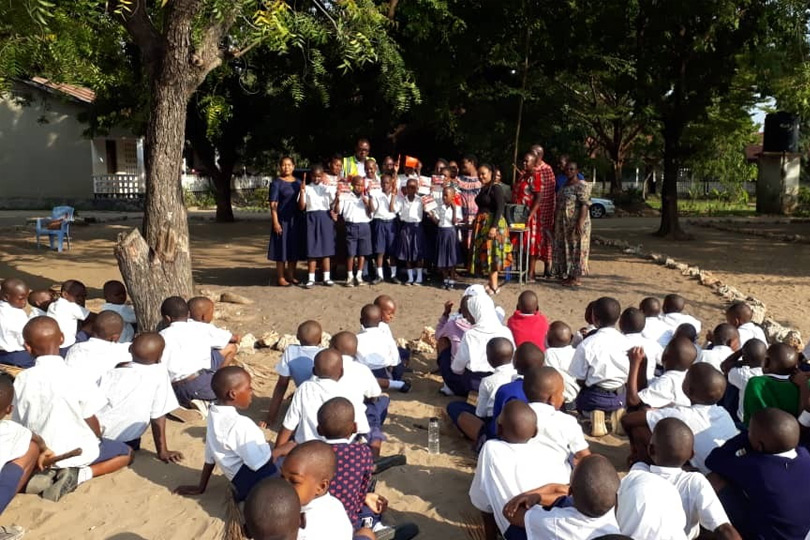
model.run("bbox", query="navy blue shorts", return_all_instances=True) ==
[231,460,278,501]
[91,438,132,465]
[364,396,390,443]
[0,462,23,513]
[576,385,624,412]
[0,349,34,368]
[346,222,372,257]
[173,370,216,406]
[371,219,397,255]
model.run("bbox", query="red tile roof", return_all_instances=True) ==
[29,77,96,104]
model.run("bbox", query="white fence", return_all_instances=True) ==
[92,174,144,199]
[590,180,756,197]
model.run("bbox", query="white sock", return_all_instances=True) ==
[308,272,315,282]
[416,268,423,282]
[77,466,93,485]
[390,266,397,278]
[407,268,414,282]
[388,380,405,389]
[348,271,355,281]
[324,271,331,281]
[377,267,384,278]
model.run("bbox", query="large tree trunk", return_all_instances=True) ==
[655,119,689,239]
[608,147,624,196]
[212,160,235,223]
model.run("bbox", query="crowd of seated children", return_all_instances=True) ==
[65,311,132,386]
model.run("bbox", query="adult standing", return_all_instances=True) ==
[512,151,544,281]
[457,154,482,235]
[555,154,584,192]
[470,163,511,295]
[529,145,556,279]
[268,156,304,286]
[552,161,591,287]
[343,138,373,178]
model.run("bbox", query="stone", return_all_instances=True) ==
[220,292,254,305]
[238,333,256,355]
[274,334,299,351]
[257,331,280,349]
[664,258,677,268]
[198,288,220,302]
[320,332,332,349]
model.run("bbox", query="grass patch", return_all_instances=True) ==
[645,196,756,217]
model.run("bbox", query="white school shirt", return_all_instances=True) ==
[356,326,400,370]
[0,301,28,352]
[528,402,589,471]
[638,369,690,408]
[454,325,515,375]
[65,337,133,386]
[435,203,458,228]
[642,316,670,344]
[625,332,664,379]
[544,346,579,403]
[476,364,518,418]
[737,322,767,346]
[304,183,334,212]
[728,365,764,422]
[370,191,397,220]
[617,469,689,540]
[660,313,702,338]
[526,504,621,540]
[0,419,32,470]
[569,327,631,390]
[282,376,369,443]
[631,463,730,539]
[697,345,734,372]
[203,404,271,481]
[469,439,571,535]
[46,298,90,347]
[97,362,179,442]
[341,355,382,399]
[340,192,371,224]
[299,492,353,540]
[397,195,424,223]
[100,302,136,343]
[646,404,739,474]
[276,344,322,383]
[12,355,107,468]
[159,320,229,382]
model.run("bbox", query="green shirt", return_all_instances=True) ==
[742,375,800,425]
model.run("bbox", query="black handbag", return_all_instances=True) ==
[505,203,529,225]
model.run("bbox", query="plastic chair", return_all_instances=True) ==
[35,206,74,252]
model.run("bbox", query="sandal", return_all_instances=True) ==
[277,279,291,287]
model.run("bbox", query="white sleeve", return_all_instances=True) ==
[727,367,749,390]
[353,401,370,434]
[468,446,493,513]
[564,415,589,454]
[645,407,678,431]
[276,348,292,378]
[475,379,491,418]
[282,391,303,432]
[150,366,179,419]
[524,506,550,540]
[692,474,731,531]
[452,336,471,375]
[568,344,589,381]
[799,410,810,428]
[73,303,90,321]
[205,324,233,349]
[362,367,382,398]
[234,417,272,471]
[638,376,676,408]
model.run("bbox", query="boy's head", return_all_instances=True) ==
[350,175,365,195]
[161,296,189,322]
[211,366,252,409]
[648,417,694,468]
[22,316,63,357]
[102,280,127,305]
[360,304,382,329]
[725,301,753,327]
[748,407,800,455]
[28,289,54,312]
[281,440,337,506]
[497,400,538,444]
[741,338,767,368]
[60,279,87,306]
[441,186,455,206]
[129,333,165,365]
[570,454,620,518]
[584,301,595,326]
[0,373,14,419]
[188,296,215,323]
[244,477,303,540]
[330,332,357,357]
[662,294,685,314]
[405,178,418,197]
[661,337,697,372]
[513,342,545,375]
[297,320,323,347]
[381,174,394,194]
[712,323,740,350]
[93,310,124,342]
[310,163,325,184]
[547,321,573,349]
[639,297,661,318]
[764,343,798,376]
[486,337,514,370]
[618,307,645,335]
[592,297,621,329]
[682,363,726,405]
[316,397,357,441]
[522,366,564,410]
[374,295,396,323]
[673,323,698,343]
[313,348,343,381]
[0,278,29,309]
[516,291,539,315]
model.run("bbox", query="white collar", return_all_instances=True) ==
[34,355,65,367]
[529,402,555,413]
[324,435,357,445]
[493,364,515,373]
[766,373,791,380]
[774,449,798,459]
[209,403,237,415]
[649,464,683,475]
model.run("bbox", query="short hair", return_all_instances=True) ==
[317,397,355,440]
[0,278,27,296]
[663,337,698,371]
[211,366,249,401]
[547,321,573,348]
[650,417,694,467]
[297,320,322,346]
[684,363,726,404]
[102,280,126,299]
[593,297,621,327]
[749,407,800,454]
[360,304,382,327]
[514,342,545,374]
[313,348,342,379]
[188,296,213,319]
[61,279,86,297]
[330,332,357,356]
[571,455,619,518]
[486,337,514,367]
[93,310,124,340]
[160,296,189,319]
[130,333,165,364]
[619,307,645,335]
[284,440,337,481]
[673,323,698,343]
[244,477,301,540]
[462,154,478,166]
[517,290,538,314]
[766,343,798,374]
[499,400,537,443]
[712,323,739,346]
[726,301,753,322]
[522,366,562,403]
[0,372,14,411]
[663,294,685,314]
[639,297,661,317]
[310,163,325,174]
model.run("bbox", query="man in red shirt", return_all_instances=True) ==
[530,145,557,279]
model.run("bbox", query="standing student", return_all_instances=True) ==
[506,291,550,351]
[334,176,374,287]
[431,185,461,289]
[0,278,34,368]
[396,178,426,286]
[47,279,91,352]
[369,174,399,284]
[725,301,767,346]
[625,337,695,410]
[268,156,304,287]
[99,280,136,343]
[65,311,132,386]
[299,164,336,288]
[742,343,802,424]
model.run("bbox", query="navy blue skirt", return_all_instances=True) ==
[435,226,459,268]
[371,219,397,255]
[267,215,303,262]
[396,222,425,261]
[306,210,335,258]
[422,216,438,263]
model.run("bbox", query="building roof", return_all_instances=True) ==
[744,144,763,163]
[27,77,96,104]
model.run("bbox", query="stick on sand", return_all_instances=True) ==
[43,448,82,468]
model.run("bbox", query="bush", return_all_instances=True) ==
[183,188,216,209]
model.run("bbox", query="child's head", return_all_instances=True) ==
[712,323,740,350]
[93,311,124,342]
[486,337,514,370]
[161,296,189,322]
[673,323,698,343]
[310,163,324,184]
[547,321,573,348]
[211,366,253,409]
[0,278,29,309]
[350,175,365,195]
[662,294,685,314]
[360,304,382,329]
[741,338,767,368]
[102,280,127,305]
[22,316,63,357]
[497,400,538,444]
[244,477,302,540]
[60,279,87,306]
[330,331,357,357]
[513,342,545,375]
[374,295,396,323]
[446,161,459,179]
[0,373,14,419]
[129,333,165,365]
[365,158,378,178]
[682,363,726,405]
[584,301,596,326]
[764,343,798,376]
[570,454,620,519]
[592,297,621,329]
[405,178,418,198]
[316,397,357,440]
[661,337,697,372]
[28,289,54,312]
[188,296,215,323]
[381,174,394,194]
[639,297,661,318]
[328,155,342,176]
[648,417,694,468]
[748,407,800,455]
[618,307,645,335]
[442,186,455,206]
[516,290,539,315]
[313,348,343,381]
[522,366,564,410]
[297,320,323,347]
[725,301,753,327]
[281,440,337,506]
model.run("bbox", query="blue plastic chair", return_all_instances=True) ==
[35,206,74,252]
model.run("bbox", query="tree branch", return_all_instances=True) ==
[387,0,400,19]
[117,0,164,70]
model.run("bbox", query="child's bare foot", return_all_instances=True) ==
[277,278,291,287]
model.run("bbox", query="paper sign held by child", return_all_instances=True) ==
[418,176,432,196]
[422,195,438,213]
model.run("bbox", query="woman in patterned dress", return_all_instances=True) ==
[470,163,512,294]
[552,161,591,287]
[512,151,543,280]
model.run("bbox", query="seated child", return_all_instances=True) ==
[620,307,663,379]
[46,279,91,352]
[100,280,136,343]
[721,339,767,423]
[698,324,740,371]
[356,305,408,391]
[616,466,688,540]
[448,337,515,442]
[622,363,739,473]
[13,317,132,499]
[469,400,570,540]
[175,366,285,501]
[659,294,702,343]
[188,296,239,363]
[640,297,670,344]
[491,342,546,429]
[27,289,54,319]
[543,322,579,407]
[0,278,35,368]
[506,291,549,351]
[503,454,621,540]
[264,320,325,426]
[96,333,182,461]
[436,297,473,367]
[635,418,737,540]
[626,337,694,410]
[572,301,597,348]
[706,408,810,539]
[742,343,801,424]
[373,294,409,366]
[725,301,766,346]
[245,477,303,540]
[65,311,132,385]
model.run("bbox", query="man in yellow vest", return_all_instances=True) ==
[343,138,373,178]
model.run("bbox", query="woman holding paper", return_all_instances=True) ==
[268,156,304,286]
[470,163,511,295]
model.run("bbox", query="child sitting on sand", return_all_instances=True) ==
[699,324,740,371]
[27,289,54,319]
[742,343,801,425]
[616,462,688,540]
[65,311,132,386]
[543,322,578,408]
[244,477,303,540]
[725,301,767,346]
[490,342,545,433]
[658,294,702,347]
[721,339,767,423]
[625,337,694,410]
[506,291,549,351]
[0,278,35,368]
[356,305,409,392]
[640,297,669,344]
[620,307,664,380]
[47,279,92,353]
[99,280,136,343]
[374,294,410,372]
[188,296,240,364]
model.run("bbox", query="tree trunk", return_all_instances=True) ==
[655,119,689,239]
[608,147,624,195]
[212,160,235,223]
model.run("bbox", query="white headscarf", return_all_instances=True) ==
[453,294,514,374]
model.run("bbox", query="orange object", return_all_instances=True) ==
[404,156,420,169]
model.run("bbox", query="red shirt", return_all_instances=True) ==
[507,310,550,351]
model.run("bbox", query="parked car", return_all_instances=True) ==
[590,197,615,218]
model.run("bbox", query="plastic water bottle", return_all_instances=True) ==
[428,417,440,454]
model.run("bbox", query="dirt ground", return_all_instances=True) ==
[0,213,806,539]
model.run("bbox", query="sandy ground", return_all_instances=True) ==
[0,213,806,539]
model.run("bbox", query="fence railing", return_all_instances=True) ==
[92,174,144,199]
[590,180,756,198]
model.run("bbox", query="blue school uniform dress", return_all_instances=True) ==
[267,177,304,262]
[340,192,373,257]
[304,183,336,259]
[396,195,425,261]
[434,203,460,268]
[370,190,398,255]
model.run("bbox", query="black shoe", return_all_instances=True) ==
[373,454,407,475]
[371,276,383,285]
[391,277,401,285]
[399,381,412,393]
[42,467,79,502]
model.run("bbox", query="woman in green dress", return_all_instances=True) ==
[552,161,591,287]
[470,163,512,294]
